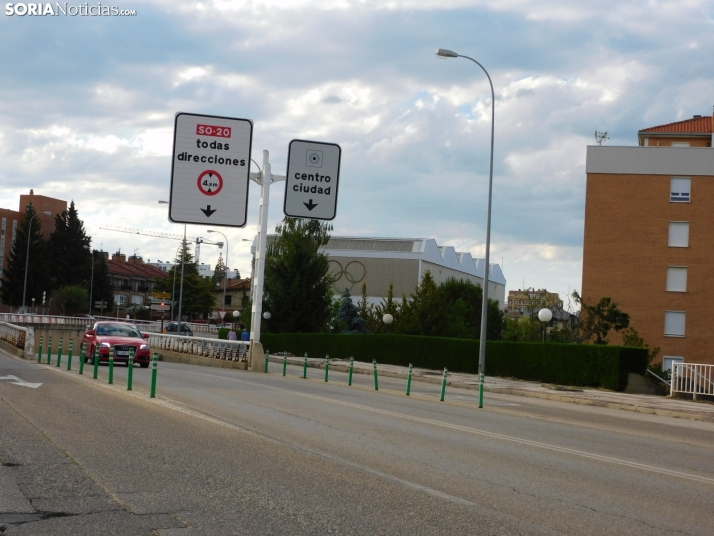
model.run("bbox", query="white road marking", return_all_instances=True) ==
[173,368,714,486]
[0,375,42,388]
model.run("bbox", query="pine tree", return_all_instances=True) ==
[211,253,227,288]
[155,238,214,319]
[1,203,51,308]
[48,200,92,288]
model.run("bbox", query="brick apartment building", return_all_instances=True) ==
[582,113,714,368]
[0,190,67,291]
[506,288,563,313]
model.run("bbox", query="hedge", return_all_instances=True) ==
[260,333,648,391]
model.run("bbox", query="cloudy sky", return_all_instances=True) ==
[1,0,713,306]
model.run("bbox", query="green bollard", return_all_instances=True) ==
[47,336,52,365]
[478,371,484,409]
[264,350,269,373]
[79,342,86,375]
[108,345,114,384]
[56,338,63,368]
[348,357,354,386]
[373,359,379,391]
[37,335,43,362]
[406,363,413,396]
[127,348,134,391]
[283,353,287,376]
[150,353,158,398]
[93,345,100,379]
[440,368,448,402]
[324,354,329,382]
[67,340,74,371]
[303,353,308,379]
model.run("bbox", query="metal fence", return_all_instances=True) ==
[0,321,31,359]
[671,363,714,397]
[147,332,249,362]
[1,314,219,335]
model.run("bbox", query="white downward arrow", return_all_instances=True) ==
[0,375,42,388]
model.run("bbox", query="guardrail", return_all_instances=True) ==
[671,363,714,398]
[148,332,248,361]
[93,316,219,334]
[0,313,92,327]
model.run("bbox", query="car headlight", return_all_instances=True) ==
[140,344,149,350]
[99,342,111,348]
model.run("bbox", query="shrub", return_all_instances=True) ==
[260,333,647,391]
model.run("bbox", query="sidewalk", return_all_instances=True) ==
[267,355,714,423]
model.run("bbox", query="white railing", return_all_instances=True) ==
[0,313,92,327]
[671,363,714,397]
[0,321,32,358]
[93,316,218,334]
[148,332,248,362]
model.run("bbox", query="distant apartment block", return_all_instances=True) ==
[582,113,714,367]
[507,288,563,313]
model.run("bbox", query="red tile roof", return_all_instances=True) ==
[639,115,712,134]
[107,259,169,279]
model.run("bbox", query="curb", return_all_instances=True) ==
[268,356,714,423]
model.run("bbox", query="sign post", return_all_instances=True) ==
[169,112,253,227]
[283,139,341,220]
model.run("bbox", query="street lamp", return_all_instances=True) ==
[22,210,52,314]
[538,308,553,343]
[382,313,393,333]
[159,200,187,328]
[436,48,495,409]
[263,311,271,333]
[207,229,228,315]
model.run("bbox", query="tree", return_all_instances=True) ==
[621,326,659,364]
[155,238,215,319]
[572,291,630,344]
[47,200,92,289]
[1,203,52,308]
[55,285,88,315]
[337,288,369,334]
[263,218,332,333]
[91,250,114,313]
[212,253,227,288]
[371,281,401,333]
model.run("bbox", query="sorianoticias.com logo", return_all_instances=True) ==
[5,3,137,16]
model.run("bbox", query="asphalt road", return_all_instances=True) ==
[1,350,713,535]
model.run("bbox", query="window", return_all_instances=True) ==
[224,295,232,306]
[671,142,690,148]
[666,267,687,292]
[670,177,691,202]
[131,295,143,305]
[668,222,689,247]
[114,294,126,305]
[664,311,686,337]
[663,356,684,372]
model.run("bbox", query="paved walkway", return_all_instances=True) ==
[267,354,714,423]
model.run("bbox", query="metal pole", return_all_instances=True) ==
[324,354,329,382]
[171,245,179,321]
[67,340,73,371]
[177,225,187,334]
[348,357,354,386]
[455,54,495,410]
[250,150,271,346]
[46,336,52,364]
[88,250,94,316]
[21,216,34,314]
[406,363,413,396]
[373,359,379,391]
[265,350,269,373]
[303,353,308,379]
[283,353,287,376]
[37,335,43,362]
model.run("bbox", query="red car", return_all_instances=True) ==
[82,321,152,368]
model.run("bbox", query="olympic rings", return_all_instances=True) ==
[327,260,366,292]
